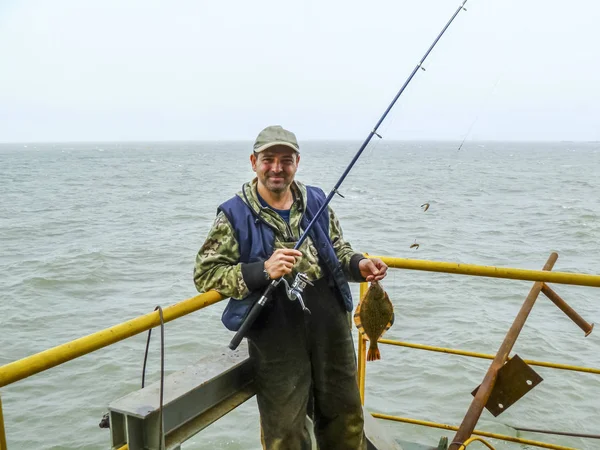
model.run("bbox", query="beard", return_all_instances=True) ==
[263,173,292,193]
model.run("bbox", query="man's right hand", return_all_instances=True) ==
[264,248,302,279]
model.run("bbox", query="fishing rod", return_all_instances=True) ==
[229,0,470,351]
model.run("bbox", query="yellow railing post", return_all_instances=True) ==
[0,393,7,450]
[357,282,368,404]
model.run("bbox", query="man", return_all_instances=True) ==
[194,125,387,450]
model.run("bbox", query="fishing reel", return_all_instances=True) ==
[281,272,313,316]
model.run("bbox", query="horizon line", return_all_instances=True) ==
[1,138,599,145]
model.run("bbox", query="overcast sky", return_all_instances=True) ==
[1,0,599,142]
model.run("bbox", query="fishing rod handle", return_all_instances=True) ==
[228,280,278,350]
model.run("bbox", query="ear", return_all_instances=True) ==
[296,154,300,166]
[250,153,257,172]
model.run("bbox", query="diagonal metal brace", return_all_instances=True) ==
[541,284,594,336]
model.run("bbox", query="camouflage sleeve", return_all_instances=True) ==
[328,206,365,282]
[193,212,250,299]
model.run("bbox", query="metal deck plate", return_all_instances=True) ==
[472,354,543,417]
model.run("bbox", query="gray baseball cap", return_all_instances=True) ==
[253,125,300,154]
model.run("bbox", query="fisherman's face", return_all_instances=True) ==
[251,146,300,194]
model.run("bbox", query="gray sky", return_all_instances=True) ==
[1,0,599,142]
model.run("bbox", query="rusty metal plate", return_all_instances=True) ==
[471,355,543,417]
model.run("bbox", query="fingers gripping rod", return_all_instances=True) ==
[229,0,469,350]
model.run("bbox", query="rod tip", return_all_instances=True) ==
[585,323,594,337]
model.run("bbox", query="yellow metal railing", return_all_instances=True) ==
[2,257,599,389]
[356,258,600,450]
[0,290,224,388]
[1,256,599,449]
[358,334,600,449]
[357,281,368,404]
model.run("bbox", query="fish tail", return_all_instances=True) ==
[367,342,381,361]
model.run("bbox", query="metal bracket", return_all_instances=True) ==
[107,342,255,449]
[471,355,543,417]
[333,188,345,198]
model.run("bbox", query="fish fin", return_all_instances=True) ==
[380,324,391,338]
[353,303,365,334]
[354,322,366,336]
[367,342,381,361]
[378,313,395,339]
[353,303,361,326]
[383,292,395,331]
[354,300,362,316]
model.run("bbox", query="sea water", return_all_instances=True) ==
[1,141,599,449]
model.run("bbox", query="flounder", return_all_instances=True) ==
[353,281,394,361]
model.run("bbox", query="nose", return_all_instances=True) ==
[271,159,283,172]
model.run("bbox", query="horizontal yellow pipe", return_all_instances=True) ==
[371,256,600,288]
[0,291,224,388]
[378,339,600,375]
[2,255,596,390]
[372,413,577,450]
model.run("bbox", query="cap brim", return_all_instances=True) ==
[254,141,299,153]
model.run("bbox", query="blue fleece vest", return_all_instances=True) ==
[217,185,353,331]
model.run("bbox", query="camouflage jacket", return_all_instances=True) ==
[193,179,365,300]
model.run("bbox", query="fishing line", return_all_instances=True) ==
[456,74,502,153]
[100,306,167,443]
[142,306,165,450]
[414,71,504,252]
[230,0,471,351]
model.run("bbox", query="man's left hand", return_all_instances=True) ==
[358,258,388,282]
